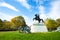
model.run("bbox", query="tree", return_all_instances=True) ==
[56,18,60,26]
[3,20,12,30]
[11,16,26,28]
[2,20,17,31]
[0,19,2,26]
[45,19,58,31]
[0,19,3,30]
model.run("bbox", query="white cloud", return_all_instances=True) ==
[16,0,31,9]
[38,0,60,20]
[0,12,15,21]
[0,2,19,12]
[48,0,60,19]
[39,6,47,20]
[39,6,44,15]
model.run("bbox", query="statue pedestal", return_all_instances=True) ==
[31,22,48,33]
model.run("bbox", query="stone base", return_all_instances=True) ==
[31,23,48,33]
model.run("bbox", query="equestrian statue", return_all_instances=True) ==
[33,14,44,23]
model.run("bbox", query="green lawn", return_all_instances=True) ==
[0,31,60,40]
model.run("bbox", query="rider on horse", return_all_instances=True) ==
[33,14,44,23]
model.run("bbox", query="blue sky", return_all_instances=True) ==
[0,0,60,25]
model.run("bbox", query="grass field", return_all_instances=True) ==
[0,31,60,40]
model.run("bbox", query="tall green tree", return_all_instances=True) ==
[3,20,12,30]
[56,18,60,26]
[45,19,58,31]
[11,16,26,28]
[2,20,16,30]
[0,19,3,30]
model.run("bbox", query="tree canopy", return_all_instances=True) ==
[0,19,3,29]
[56,18,60,26]
[11,16,26,27]
[0,16,26,31]
[45,19,58,31]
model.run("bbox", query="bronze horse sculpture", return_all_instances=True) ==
[33,14,44,23]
